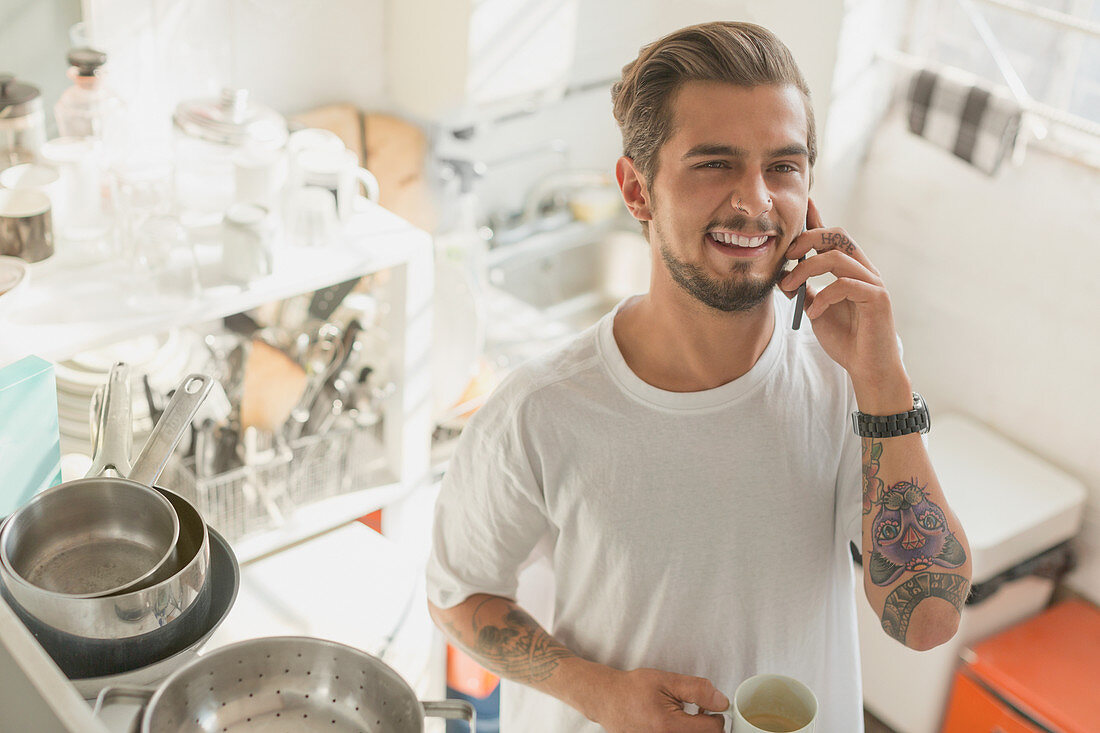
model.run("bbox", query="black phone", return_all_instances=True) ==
[786,220,808,330]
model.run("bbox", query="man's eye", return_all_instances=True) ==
[700,161,727,169]
[772,164,798,173]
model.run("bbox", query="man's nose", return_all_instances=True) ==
[730,175,773,218]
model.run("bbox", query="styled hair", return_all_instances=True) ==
[611,21,817,186]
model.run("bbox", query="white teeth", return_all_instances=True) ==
[710,232,769,247]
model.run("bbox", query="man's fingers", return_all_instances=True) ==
[806,277,882,320]
[667,674,730,713]
[781,250,881,294]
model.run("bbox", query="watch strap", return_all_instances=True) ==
[852,392,929,438]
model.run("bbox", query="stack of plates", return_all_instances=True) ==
[56,329,209,457]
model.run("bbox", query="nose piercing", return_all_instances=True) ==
[735,198,772,216]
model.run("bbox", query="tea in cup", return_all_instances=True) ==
[730,674,816,733]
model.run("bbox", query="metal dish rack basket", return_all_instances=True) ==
[162,423,388,543]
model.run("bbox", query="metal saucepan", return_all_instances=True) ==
[95,636,475,732]
[72,526,239,697]
[0,372,214,641]
[0,363,179,600]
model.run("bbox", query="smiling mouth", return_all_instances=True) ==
[705,232,775,254]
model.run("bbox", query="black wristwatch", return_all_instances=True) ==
[851,392,930,438]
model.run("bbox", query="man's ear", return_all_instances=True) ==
[616,156,652,222]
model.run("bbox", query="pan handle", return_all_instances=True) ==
[130,374,215,487]
[86,362,133,478]
[92,685,155,719]
[421,699,476,725]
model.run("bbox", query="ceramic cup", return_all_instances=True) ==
[296,147,379,222]
[725,674,817,733]
[222,202,275,283]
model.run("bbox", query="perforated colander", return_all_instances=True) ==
[95,636,473,732]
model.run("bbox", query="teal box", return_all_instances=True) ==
[0,356,62,517]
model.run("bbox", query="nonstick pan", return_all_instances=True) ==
[0,372,214,639]
[94,636,475,732]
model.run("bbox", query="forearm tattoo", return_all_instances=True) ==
[880,572,969,644]
[822,231,856,255]
[458,597,573,684]
[862,437,884,515]
[867,477,966,585]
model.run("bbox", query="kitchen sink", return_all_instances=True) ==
[486,219,651,333]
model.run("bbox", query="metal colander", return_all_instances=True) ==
[96,636,473,732]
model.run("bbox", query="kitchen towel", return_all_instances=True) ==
[0,355,62,516]
[906,65,1023,176]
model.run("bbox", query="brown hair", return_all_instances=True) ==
[611,21,817,186]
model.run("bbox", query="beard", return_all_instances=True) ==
[658,236,788,313]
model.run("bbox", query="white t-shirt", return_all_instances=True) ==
[427,289,866,732]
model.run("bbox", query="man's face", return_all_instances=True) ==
[646,81,811,312]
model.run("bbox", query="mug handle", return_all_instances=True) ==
[354,167,380,203]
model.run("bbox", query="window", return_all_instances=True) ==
[909,0,1100,164]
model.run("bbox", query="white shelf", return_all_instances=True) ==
[231,478,410,564]
[0,202,430,365]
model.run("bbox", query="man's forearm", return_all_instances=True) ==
[854,373,972,650]
[428,594,606,718]
[861,427,973,651]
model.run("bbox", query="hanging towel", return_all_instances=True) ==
[906,66,1023,175]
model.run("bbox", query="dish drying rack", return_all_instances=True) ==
[161,421,390,543]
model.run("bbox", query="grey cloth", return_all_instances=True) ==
[906,66,1023,175]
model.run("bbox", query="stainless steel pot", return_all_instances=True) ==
[0,375,220,680]
[71,526,239,696]
[94,636,475,732]
[0,363,179,600]
[0,371,214,639]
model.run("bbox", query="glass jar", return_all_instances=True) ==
[172,88,287,225]
[0,75,47,172]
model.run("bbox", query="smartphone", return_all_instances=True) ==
[785,220,808,330]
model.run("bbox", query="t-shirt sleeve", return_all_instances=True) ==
[426,388,552,609]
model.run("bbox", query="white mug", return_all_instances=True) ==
[723,674,817,733]
[222,202,275,283]
[296,147,379,222]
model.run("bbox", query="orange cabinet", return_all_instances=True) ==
[940,600,1100,733]
[941,671,1047,733]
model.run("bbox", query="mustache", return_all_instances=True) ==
[706,214,781,236]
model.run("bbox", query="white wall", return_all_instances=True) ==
[847,109,1100,603]
[0,0,83,136]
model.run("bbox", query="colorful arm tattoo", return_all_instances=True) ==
[880,571,970,644]
[862,438,970,643]
[867,477,966,585]
[862,437,884,515]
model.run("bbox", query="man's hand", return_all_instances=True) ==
[780,199,909,408]
[585,666,729,733]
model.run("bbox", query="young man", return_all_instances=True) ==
[427,22,972,732]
